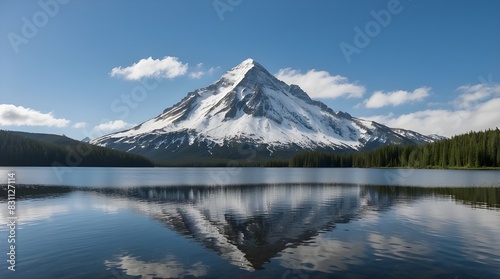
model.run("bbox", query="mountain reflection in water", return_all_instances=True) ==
[2,184,499,278]
[38,185,500,268]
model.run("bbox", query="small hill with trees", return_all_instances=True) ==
[0,130,153,167]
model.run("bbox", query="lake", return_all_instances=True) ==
[0,167,499,278]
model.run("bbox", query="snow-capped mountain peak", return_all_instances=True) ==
[217,58,283,96]
[91,59,437,162]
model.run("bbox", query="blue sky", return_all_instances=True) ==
[1,0,499,140]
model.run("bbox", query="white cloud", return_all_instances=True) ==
[94,120,132,132]
[189,71,204,79]
[189,63,217,79]
[105,255,208,279]
[73,122,87,129]
[365,97,500,137]
[363,87,430,108]
[364,84,500,137]
[0,203,70,225]
[0,104,69,127]
[454,84,500,109]
[275,68,365,99]
[110,56,188,80]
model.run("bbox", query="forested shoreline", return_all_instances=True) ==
[1,129,499,169]
[289,129,500,168]
[0,130,153,167]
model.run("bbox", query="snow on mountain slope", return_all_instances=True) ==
[91,59,437,161]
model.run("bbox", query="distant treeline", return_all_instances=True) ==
[289,129,500,168]
[0,130,153,167]
[2,129,499,169]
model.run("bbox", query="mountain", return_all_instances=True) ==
[91,59,437,163]
[0,130,153,167]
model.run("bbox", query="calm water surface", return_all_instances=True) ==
[0,167,499,279]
